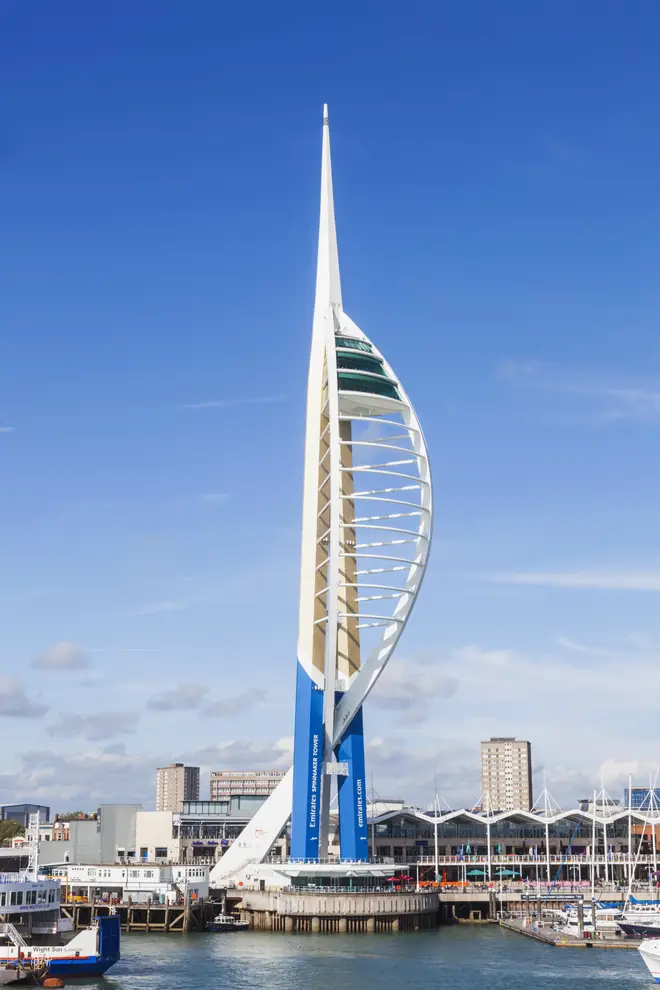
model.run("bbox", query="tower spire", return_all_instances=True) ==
[315,104,342,315]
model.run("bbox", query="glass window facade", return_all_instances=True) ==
[337,372,400,400]
[335,336,372,353]
[625,787,660,810]
[336,352,388,376]
[183,801,231,815]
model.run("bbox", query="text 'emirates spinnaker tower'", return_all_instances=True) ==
[209,108,432,883]
[290,107,433,862]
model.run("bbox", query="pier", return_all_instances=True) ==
[498,918,641,949]
[61,900,214,933]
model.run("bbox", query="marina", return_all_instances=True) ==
[499,917,641,949]
[69,926,655,990]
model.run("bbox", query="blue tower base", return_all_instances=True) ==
[290,663,324,860]
[337,705,369,861]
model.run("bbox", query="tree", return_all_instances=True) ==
[0,820,25,846]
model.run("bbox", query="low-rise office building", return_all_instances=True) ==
[136,806,287,864]
[55,863,209,903]
[1,804,50,826]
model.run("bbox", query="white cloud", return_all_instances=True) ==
[0,677,48,718]
[33,642,90,671]
[485,571,660,591]
[203,689,266,717]
[147,683,208,711]
[498,360,660,424]
[181,394,286,411]
[370,655,458,718]
[48,712,139,741]
[193,737,293,774]
[366,736,479,808]
[0,744,154,806]
[0,426,15,434]
[434,642,660,783]
[557,635,659,659]
[557,636,610,657]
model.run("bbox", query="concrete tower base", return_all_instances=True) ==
[237,889,438,934]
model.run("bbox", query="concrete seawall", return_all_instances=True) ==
[238,890,438,933]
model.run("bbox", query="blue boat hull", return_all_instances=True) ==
[47,957,116,977]
[40,915,120,978]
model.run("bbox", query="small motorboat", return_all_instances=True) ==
[206,914,249,933]
[620,920,660,939]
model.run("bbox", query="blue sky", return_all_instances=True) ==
[2,0,660,811]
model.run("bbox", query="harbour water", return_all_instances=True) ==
[76,926,651,989]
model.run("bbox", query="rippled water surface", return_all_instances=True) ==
[81,927,652,990]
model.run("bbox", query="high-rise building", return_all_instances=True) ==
[209,106,432,884]
[156,764,200,813]
[209,770,285,801]
[480,737,532,811]
[209,771,285,815]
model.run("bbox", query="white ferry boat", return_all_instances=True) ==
[0,871,65,937]
[0,815,120,977]
[0,916,120,978]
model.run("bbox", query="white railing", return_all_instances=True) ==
[413,853,659,865]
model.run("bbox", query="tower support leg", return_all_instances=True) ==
[290,663,324,860]
[337,706,369,861]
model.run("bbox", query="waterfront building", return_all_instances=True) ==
[179,803,288,863]
[6,798,660,895]
[1,803,50,826]
[1,801,286,872]
[210,106,432,884]
[134,807,283,865]
[96,804,142,862]
[578,796,620,814]
[38,817,100,865]
[0,805,140,871]
[246,801,660,889]
[58,863,209,904]
[626,786,660,810]
[209,770,285,812]
[480,738,532,811]
[156,763,200,812]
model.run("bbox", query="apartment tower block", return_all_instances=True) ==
[480,737,532,811]
[156,763,200,812]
